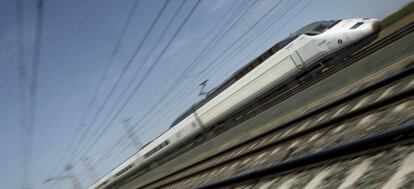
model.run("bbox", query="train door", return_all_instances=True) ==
[284,40,304,69]
[296,35,319,64]
[290,51,304,69]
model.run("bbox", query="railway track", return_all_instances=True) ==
[137,61,414,189]
[198,121,414,189]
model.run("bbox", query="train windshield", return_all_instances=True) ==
[276,20,340,49]
[291,20,340,36]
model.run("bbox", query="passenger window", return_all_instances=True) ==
[143,140,169,158]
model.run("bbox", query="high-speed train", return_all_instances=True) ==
[90,18,381,189]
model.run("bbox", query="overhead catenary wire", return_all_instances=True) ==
[196,0,305,92]
[86,0,257,158]
[180,0,259,81]
[216,0,307,77]
[77,0,202,163]
[128,0,252,132]
[159,0,289,104]
[190,0,285,82]
[92,0,189,149]
[147,0,275,106]
[67,0,179,164]
[67,0,172,163]
[75,0,252,159]
[78,134,132,185]
[50,0,141,178]
[119,0,259,135]
[92,134,130,167]
[131,0,285,133]
[64,1,185,176]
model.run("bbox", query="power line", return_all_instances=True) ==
[78,0,202,162]
[129,0,282,132]
[125,0,251,134]
[68,0,172,163]
[186,0,295,91]
[80,0,249,162]
[50,0,142,179]
[84,0,189,154]
[77,0,254,156]
[100,0,262,146]
[68,0,177,164]
[92,134,129,167]
[148,0,263,105]
[197,0,307,93]
[218,0,306,73]
[125,0,257,134]
[181,0,259,81]
[194,0,284,80]
[153,0,285,106]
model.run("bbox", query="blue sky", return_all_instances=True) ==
[0,0,412,188]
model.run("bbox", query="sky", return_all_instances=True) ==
[0,0,412,188]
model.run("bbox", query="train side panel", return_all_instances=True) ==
[196,52,301,126]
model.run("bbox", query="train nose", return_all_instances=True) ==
[371,20,381,32]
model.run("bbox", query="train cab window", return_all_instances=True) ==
[292,20,340,37]
[350,22,364,29]
[304,31,321,36]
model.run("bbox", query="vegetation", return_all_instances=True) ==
[381,1,414,27]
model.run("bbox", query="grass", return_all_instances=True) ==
[381,1,414,27]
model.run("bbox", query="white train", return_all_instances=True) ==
[90,18,381,189]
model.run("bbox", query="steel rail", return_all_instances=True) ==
[196,119,414,189]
